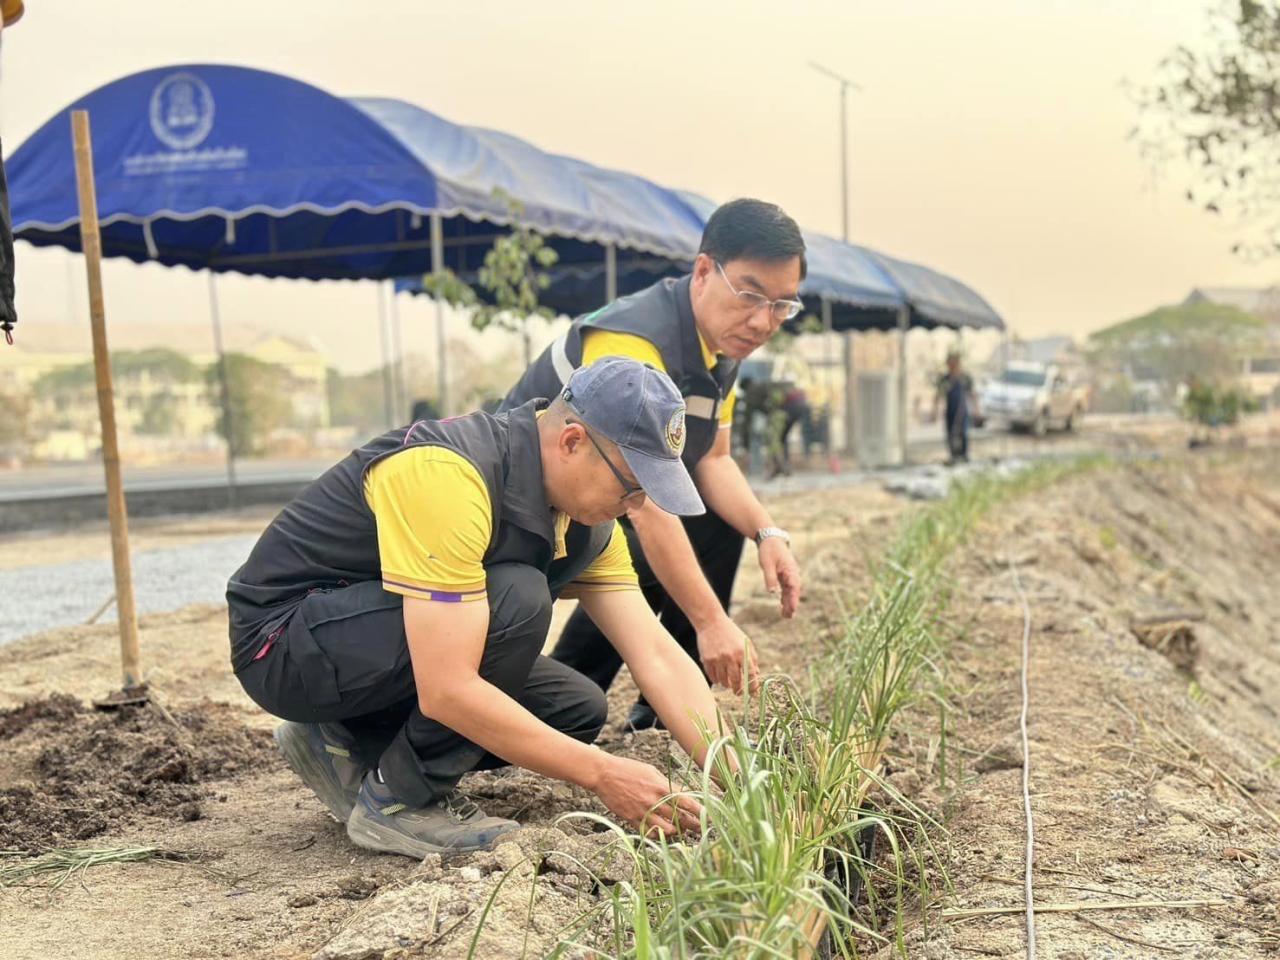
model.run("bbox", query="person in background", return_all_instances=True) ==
[0,0,23,346]
[767,385,810,479]
[932,350,980,465]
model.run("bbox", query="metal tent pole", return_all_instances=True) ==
[843,331,857,457]
[207,273,239,508]
[897,305,910,465]
[605,242,618,303]
[821,296,839,470]
[388,279,405,419]
[430,214,449,414]
[377,282,394,426]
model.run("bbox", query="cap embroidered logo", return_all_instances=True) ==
[665,408,687,455]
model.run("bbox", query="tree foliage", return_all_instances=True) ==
[208,353,292,457]
[33,348,199,400]
[420,190,559,365]
[1088,300,1264,391]
[1182,378,1259,426]
[1135,0,1280,255]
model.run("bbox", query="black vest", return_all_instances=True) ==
[226,400,615,670]
[500,276,739,471]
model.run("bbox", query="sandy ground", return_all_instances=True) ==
[0,473,900,960]
[1,421,1278,959]
[878,451,1280,959]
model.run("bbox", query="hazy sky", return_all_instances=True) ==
[2,0,1276,372]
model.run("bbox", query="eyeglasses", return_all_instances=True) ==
[566,417,646,502]
[715,261,804,323]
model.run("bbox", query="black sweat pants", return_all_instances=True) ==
[551,508,745,703]
[235,563,607,807]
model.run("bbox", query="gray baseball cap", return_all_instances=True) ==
[561,356,705,517]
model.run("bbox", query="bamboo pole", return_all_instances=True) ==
[71,110,142,691]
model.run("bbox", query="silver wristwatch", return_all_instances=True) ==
[755,526,790,547]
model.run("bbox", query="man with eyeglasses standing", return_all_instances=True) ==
[501,198,807,731]
[229,359,720,854]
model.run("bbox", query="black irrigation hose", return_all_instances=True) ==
[817,817,879,959]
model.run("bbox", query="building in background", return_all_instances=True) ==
[1,322,331,462]
[1183,287,1280,404]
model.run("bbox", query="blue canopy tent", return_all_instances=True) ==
[8,64,710,411]
[10,61,1003,470]
[865,251,1004,331]
[368,97,712,317]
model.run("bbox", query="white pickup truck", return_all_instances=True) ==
[978,361,1086,435]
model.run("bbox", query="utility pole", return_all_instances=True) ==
[810,61,864,458]
[808,61,861,241]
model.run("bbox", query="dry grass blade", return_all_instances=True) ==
[0,845,180,890]
[942,898,1230,920]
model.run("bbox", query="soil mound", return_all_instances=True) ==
[0,696,278,850]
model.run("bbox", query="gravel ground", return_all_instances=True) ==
[0,533,259,646]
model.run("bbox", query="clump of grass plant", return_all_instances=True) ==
[535,458,1108,959]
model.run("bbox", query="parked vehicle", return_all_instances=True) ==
[978,361,1086,435]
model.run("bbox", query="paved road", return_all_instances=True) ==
[0,457,331,500]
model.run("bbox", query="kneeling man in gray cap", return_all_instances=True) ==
[228,357,715,855]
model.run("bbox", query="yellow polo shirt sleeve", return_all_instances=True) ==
[581,327,736,427]
[362,446,491,603]
[560,523,640,599]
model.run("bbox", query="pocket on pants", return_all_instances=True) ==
[283,614,343,709]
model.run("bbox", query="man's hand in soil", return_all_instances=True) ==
[590,754,702,838]
[696,616,759,694]
[758,536,801,619]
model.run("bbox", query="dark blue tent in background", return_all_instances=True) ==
[8,61,1003,469]
[7,64,716,416]
[9,65,707,283]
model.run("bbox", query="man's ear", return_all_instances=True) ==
[691,253,715,291]
[559,422,587,457]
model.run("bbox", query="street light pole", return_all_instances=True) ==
[808,60,861,242]
[810,61,864,460]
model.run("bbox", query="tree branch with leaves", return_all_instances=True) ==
[1135,0,1280,256]
[421,190,560,368]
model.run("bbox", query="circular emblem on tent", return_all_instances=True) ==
[149,72,215,150]
[665,407,686,456]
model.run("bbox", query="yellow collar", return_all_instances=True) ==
[696,329,718,370]
[553,511,570,560]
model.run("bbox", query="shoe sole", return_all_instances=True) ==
[274,722,356,823]
[346,806,519,859]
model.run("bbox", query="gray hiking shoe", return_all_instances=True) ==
[346,773,520,858]
[274,721,366,822]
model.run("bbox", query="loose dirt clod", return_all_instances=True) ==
[0,696,277,851]
[1130,619,1199,672]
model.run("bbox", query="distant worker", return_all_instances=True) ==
[932,350,980,465]
[767,385,811,479]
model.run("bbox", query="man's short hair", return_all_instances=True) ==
[698,198,807,280]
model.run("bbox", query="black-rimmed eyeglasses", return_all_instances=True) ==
[566,417,646,502]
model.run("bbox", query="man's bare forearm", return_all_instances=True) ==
[422,675,610,791]
[693,452,773,539]
[580,591,722,767]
